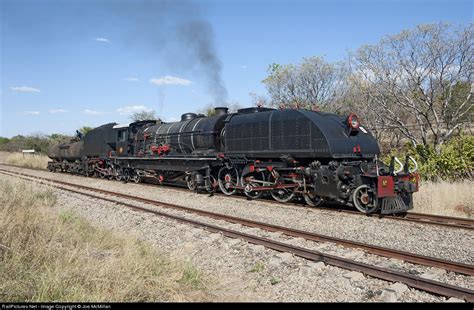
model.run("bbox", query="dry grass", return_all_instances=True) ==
[413,180,474,218]
[4,152,50,169]
[0,178,211,302]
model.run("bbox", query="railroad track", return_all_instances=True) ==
[1,163,472,231]
[157,182,474,231]
[1,168,473,302]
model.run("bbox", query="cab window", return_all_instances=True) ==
[118,130,127,142]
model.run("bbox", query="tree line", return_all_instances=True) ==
[0,127,93,154]
[2,23,471,162]
[0,110,176,154]
[259,23,473,154]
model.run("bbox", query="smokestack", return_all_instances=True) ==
[214,107,228,116]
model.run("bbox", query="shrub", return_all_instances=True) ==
[0,134,72,154]
[383,135,473,181]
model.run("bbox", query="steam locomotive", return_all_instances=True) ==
[47,106,420,214]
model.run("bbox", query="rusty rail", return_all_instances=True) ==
[1,169,474,301]
[1,168,473,277]
[1,163,472,230]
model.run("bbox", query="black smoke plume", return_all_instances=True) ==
[109,0,228,104]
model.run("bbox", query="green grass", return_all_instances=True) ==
[269,277,280,285]
[179,264,205,290]
[249,261,265,273]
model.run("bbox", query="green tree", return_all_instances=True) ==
[25,134,51,153]
[262,57,348,111]
[352,23,473,153]
[49,133,73,144]
[0,137,9,145]
[78,126,93,135]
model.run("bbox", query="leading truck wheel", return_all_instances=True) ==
[352,185,379,214]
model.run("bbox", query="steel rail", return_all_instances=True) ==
[1,163,473,231]
[1,168,473,277]
[404,212,474,228]
[1,170,473,302]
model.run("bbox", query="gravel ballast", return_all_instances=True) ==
[2,166,472,265]
[1,169,473,302]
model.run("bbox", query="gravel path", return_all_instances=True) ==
[1,170,472,302]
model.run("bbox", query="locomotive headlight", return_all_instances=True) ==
[347,113,360,130]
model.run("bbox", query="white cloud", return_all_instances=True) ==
[11,86,41,93]
[149,75,192,86]
[117,105,153,115]
[24,111,40,115]
[49,109,67,114]
[83,109,102,115]
[95,37,111,43]
[163,117,180,122]
[124,77,139,82]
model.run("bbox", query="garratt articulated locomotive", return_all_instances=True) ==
[47,106,420,214]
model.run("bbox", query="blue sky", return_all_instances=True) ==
[1,0,472,138]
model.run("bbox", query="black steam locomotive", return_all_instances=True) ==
[47,107,420,214]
